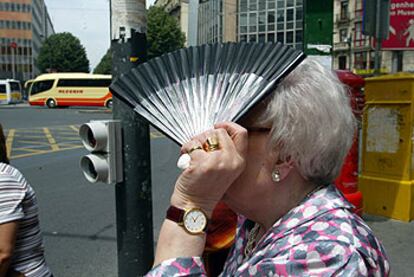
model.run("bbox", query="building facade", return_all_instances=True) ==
[0,0,54,81]
[197,0,303,48]
[156,0,304,49]
[155,0,189,45]
[332,0,414,75]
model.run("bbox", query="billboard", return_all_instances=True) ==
[382,0,414,49]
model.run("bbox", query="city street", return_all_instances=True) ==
[1,104,180,276]
[0,104,413,276]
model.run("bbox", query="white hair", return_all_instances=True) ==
[262,58,356,184]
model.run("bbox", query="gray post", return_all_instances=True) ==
[11,46,15,79]
[374,0,382,75]
[110,1,154,276]
[188,0,199,46]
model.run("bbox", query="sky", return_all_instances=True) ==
[44,0,155,72]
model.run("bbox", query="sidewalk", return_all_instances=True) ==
[0,102,31,109]
[363,214,414,276]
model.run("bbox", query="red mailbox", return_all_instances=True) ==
[335,70,365,216]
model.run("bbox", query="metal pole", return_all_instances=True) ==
[110,1,154,276]
[347,35,352,71]
[11,46,15,79]
[374,0,382,75]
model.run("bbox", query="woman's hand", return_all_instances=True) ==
[171,122,248,217]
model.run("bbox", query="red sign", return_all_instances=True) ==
[382,0,414,49]
[9,42,17,49]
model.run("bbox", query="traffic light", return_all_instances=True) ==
[79,120,123,184]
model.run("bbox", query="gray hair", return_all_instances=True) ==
[262,58,356,184]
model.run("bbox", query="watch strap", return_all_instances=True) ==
[166,205,185,224]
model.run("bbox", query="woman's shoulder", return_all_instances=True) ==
[299,209,388,263]
[0,163,26,185]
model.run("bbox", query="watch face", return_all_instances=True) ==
[183,209,208,234]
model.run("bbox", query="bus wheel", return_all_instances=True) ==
[106,99,113,109]
[46,99,57,108]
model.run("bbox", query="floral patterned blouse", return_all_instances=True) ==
[147,185,390,276]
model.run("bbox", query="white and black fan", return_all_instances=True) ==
[110,42,305,146]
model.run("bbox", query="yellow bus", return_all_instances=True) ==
[24,79,34,100]
[0,79,22,104]
[29,73,112,108]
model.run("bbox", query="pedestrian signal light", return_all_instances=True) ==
[79,120,123,184]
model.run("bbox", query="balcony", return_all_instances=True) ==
[336,13,350,25]
[334,41,350,51]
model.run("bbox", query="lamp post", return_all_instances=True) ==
[344,35,352,71]
[9,42,17,79]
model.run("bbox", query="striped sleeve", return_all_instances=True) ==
[0,163,26,224]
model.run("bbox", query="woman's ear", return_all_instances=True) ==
[272,160,294,182]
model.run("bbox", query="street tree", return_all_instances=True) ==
[94,8,185,70]
[147,6,185,59]
[37,32,90,73]
[94,49,111,74]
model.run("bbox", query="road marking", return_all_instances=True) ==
[6,125,166,160]
[19,140,51,146]
[43,128,60,151]
[14,147,48,153]
[150,132,164,138]
[6,129,15,159]
[58,143,82,148]
[15,135,47,139]
[12,146,83,159]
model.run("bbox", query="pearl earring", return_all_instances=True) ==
[272,169,281,182]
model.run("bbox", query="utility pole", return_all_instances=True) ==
[10,42,17,79]
[110,1,154,276]
[374,0,382,75]
[11,47,15,79]
[363,0,390,76]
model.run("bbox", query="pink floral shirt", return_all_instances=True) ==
[147,186,390,276]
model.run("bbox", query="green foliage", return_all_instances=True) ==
[147,6,186,59]
[37,32,90,73]
[94,49,112,74]
[91,8,185,72]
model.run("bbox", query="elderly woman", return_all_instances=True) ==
[147,59,389,276]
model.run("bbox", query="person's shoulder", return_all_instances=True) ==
[0,163,25,184]
[305,208,380,246]
[300,209,389,270]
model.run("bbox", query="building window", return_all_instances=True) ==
[237,0,303,44]
[354,22,368,47]
[340,1,348,20]
[354,52,367,69]
[240,0,247,10]
[355,0,363,18]
[339,29,348,42]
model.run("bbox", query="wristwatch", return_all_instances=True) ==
[166,206,208,235]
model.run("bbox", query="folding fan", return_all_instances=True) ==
[109,43,305,267]
[109,42,305,146]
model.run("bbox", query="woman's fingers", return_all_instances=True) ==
[214,122,248,157]
[181,140,204,155]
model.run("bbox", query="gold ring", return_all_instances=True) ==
[204,136,220,152]
[188,146,203,154]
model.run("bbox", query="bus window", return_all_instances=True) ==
[57,79,111,87]
[10,82,21,91]
[31,80,54,95]
[0,84,5,94]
